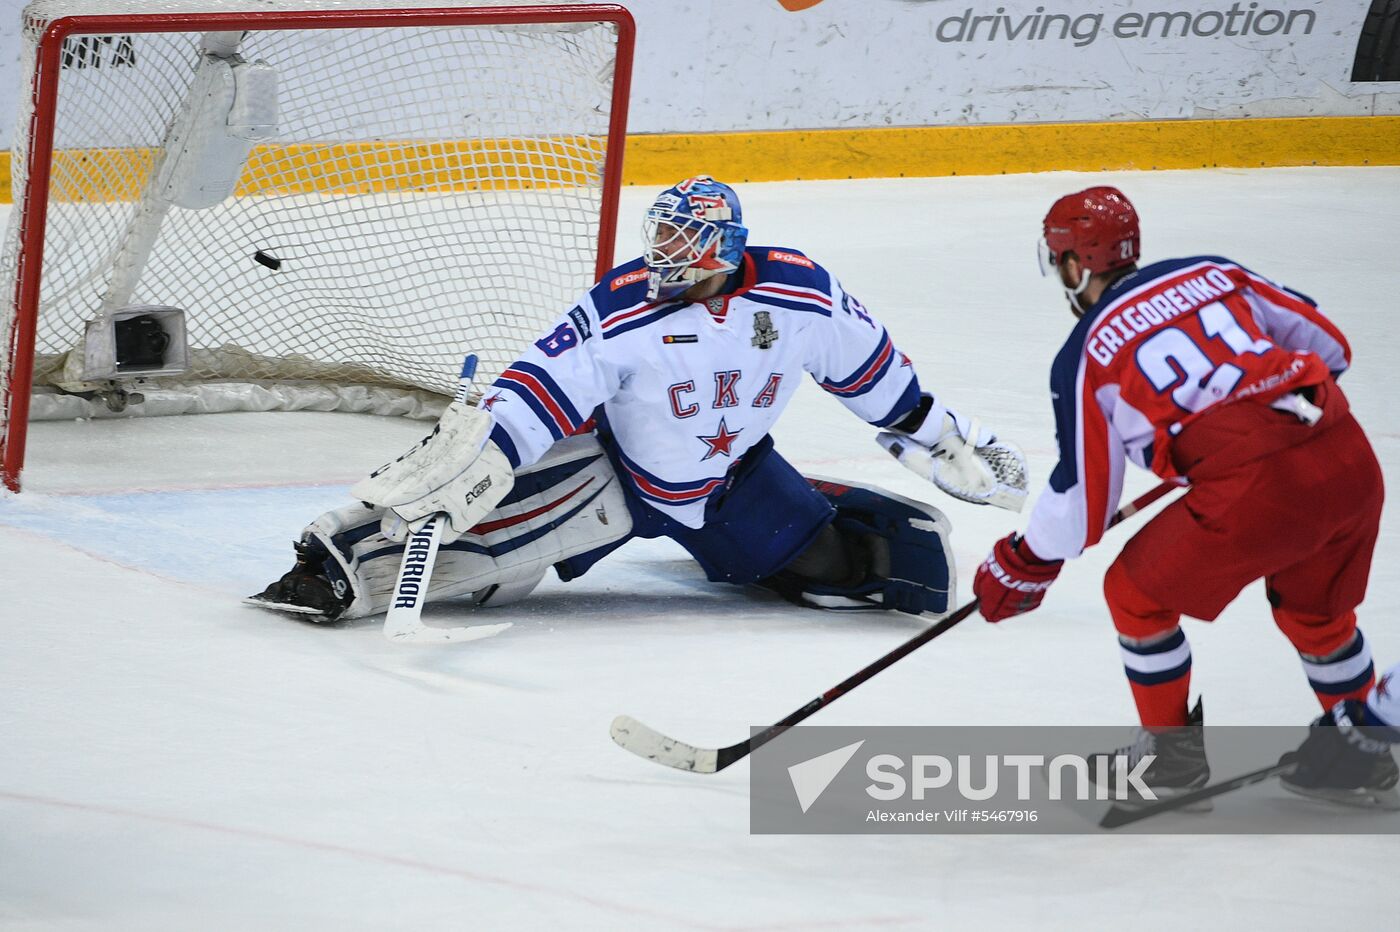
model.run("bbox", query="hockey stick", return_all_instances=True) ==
[610,480,1179,773]
[382,354,512,645]
[1098,756,1298,829]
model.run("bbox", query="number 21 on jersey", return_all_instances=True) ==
[1135,301,1271,414]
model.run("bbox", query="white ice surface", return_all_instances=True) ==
[3,168,1399,929]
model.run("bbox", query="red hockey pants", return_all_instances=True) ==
[1106,380,1383,720]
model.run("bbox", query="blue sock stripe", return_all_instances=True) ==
[1300,630,1373,690]
[1119,627,1186,656]
[1319,629,1368,664]
[1120,628,1191,686]
[1310,661,1375,697]
[1124,656,1192,686]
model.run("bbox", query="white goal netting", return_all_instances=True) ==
[1,0,630,485]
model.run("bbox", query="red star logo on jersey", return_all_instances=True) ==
[481,391,505,411]
[1377,672,1393,701]
[696,417,742,460]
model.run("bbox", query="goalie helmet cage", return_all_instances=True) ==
[0,0,635,491]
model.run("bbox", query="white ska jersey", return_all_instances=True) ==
[483,247,922,528]
[1368,663,1400,733]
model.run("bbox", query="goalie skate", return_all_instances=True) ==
[242,593,334,617]
[244,538,353,621]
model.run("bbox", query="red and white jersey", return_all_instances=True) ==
[1024,256,1351,562]
[482,247,921,528]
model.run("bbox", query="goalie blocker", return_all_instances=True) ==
[251,433,955,621]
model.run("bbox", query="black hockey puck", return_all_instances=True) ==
[253,250,282,270]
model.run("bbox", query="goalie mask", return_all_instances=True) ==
[642,175,750,302]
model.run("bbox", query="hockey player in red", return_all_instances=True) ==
[972,186,1389,798]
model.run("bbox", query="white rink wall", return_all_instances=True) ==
[0,0,1396,148]
[620,0,1399,130]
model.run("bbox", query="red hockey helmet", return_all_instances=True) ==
[1038,186,1140,277]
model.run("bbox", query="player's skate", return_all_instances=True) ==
[245,537,354,621]
[1091,699,1211,812]
[1280,702,1400,810]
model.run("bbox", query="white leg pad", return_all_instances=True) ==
[309,434,630,619]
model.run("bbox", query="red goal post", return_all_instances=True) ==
[1,1,635,491]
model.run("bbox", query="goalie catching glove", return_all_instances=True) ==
[875,393,1028,512]
[350,399,514,544]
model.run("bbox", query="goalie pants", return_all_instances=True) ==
[1105,379,1383,726]
[557,431,836,586]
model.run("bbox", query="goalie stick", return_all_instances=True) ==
[381,354,511,645]
[610,480,1178,773]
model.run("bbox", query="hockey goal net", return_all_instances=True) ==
[1,0,633,490]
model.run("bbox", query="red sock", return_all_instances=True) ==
[1106,563,1190,727]
[1120,627,1193,727]
[1300,629,1375,711]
